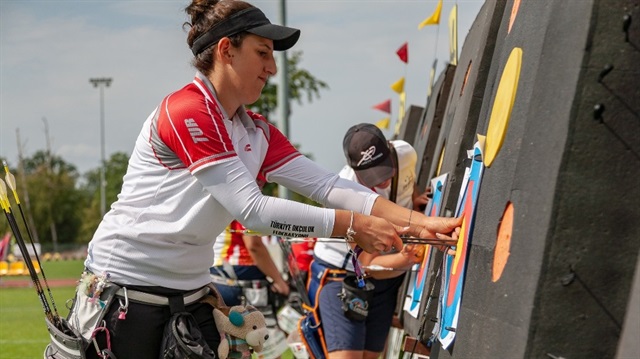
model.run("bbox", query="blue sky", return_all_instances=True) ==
[0,0,484,176]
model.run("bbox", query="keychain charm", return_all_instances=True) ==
[117,287,128,320]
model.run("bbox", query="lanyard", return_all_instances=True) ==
[348,245,366,288]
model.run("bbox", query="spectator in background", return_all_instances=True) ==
[311,123,432,359]
[290,237,316,285]
[211,220,290,306]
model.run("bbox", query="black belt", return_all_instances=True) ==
[324,269,347,279]
[115,286,209,306]
[312,258,349,280]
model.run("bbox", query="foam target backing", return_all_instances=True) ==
[396,105,425,146]
[433,0,507,219]
[413,64,456,193]
[398,0,506,342]
[429,0,640,358]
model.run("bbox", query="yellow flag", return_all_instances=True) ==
[418,0,443,29]
[375,117,390,129]
[391,77,405,94]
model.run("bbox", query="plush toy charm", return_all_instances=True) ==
[213,305,269,359]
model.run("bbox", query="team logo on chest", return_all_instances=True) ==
[184,118,209,143]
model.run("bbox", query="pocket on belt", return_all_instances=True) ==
[49,272,121,358]
[337,274,375,322]
[160,312,216,359]
[67,276,121,341]
[298,313,325,359]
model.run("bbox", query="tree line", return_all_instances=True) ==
[0,151,129,252]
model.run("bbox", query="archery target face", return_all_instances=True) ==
[508,0,521,34]
[492,201,514,282]
[484,47,522,167]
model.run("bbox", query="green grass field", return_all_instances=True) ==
[0,259,83,359]
[0,259,296,359]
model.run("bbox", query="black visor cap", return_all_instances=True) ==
[191,7,300,56]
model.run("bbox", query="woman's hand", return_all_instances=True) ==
[412,186,432,212]
[400,244,425,265]
[433,223,460,254]
[270,279,290,297]
[352,213,404,254]
[407,215,463,241]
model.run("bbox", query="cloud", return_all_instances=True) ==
[1,0,484,175]
[0,1,194,171]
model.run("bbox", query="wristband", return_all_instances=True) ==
[346,211,356,242]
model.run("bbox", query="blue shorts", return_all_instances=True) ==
[318,274,404,352]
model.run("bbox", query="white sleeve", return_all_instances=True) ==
[267,156,379,215]
[193,157,334,238]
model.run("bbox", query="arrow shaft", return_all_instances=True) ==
[3,210,54,322]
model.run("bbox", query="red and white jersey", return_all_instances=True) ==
[85,73,307,289]
[213,220,255,266]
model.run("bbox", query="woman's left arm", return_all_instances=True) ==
[267,156,380,214]
[270,156,461,240]
[359,244,424,280]
[370,197,462,241]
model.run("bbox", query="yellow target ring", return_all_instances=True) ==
[484,47,522,167]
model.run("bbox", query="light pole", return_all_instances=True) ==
[277,0,291,200]
[89,77,112,217]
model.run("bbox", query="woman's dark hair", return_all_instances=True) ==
[184,0,252,75]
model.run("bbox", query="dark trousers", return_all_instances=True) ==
[85,289,220,359]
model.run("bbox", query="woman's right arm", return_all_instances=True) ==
[193,158,402,254]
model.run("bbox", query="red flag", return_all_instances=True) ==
[396,42,408,63]
[372,99,391,114]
